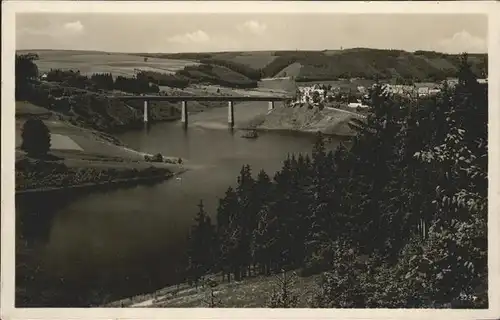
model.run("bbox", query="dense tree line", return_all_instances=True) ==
[90,73,114,91]
[184,54,488,307]
[44,69,160,94]
[177,64,258,89]
[16,54,40,100]
[114,75,159,94]
[136,70,190,89]
[45,69,94,89]
[199,58,262,80]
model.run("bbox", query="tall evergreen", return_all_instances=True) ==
[186,200,216,287]
[183,53,487,308]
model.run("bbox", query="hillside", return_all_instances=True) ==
[137,48,487,83]
[24,49,487,94]
[104,272,322,308]
[23,81,181,133]
[240,104,365,137]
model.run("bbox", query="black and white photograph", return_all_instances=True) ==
[2,1,499,318]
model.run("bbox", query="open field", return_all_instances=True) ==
[273,62,303,78]
[138,51,278,70]
[18,50,198,78]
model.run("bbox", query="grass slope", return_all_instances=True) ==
[105,272,322,308]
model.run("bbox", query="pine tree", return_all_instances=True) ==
[186,200,216,287]
[216,187,239,282]
[251,169,274,272]
[234,164,256,278]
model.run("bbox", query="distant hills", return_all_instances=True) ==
[19,48,488,90]
[138,48,488,84]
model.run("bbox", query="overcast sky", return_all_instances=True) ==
[16,13,487,54]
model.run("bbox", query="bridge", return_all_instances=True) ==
[111,95,292,128]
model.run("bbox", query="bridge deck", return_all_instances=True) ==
[111,95,291,102]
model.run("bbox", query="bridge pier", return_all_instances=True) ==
[181,101,188,128]
[143,100,149,123]
[228,101,234,128]
[268,101,275,111]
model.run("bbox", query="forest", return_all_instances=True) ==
[183,53,488,308]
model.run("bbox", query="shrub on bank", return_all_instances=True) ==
[144,153,164,163]
[15,160,171,191]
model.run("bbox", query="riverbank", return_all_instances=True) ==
[15,101,191,194]
[15,172,175,195]
[15,155,185,193]
[238,105,366,137]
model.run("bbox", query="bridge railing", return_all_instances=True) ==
[112,95,292,128]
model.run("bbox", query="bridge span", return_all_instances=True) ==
[111,95,292,128]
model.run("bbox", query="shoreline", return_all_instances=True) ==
[237,125,357,139]
[15,169,189,196]
[189,119,357,139]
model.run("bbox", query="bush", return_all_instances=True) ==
[21,119,51,158]
[267,270,300,308]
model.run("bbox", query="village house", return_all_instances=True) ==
[348,102,370,110]
[384,84,415,96]
[357,86,367,94]
[418,87,430,96]
[445,78,459,88]
[296,84,327,104]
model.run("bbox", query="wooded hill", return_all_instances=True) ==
[137,48,488,83]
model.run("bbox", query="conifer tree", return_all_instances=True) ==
[186,200,216,287]
[216,187,239,282]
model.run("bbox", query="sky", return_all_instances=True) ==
[16,13,488,54]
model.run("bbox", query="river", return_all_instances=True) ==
[16,101,342,307]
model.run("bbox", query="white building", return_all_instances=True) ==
[357,86,367,94]
[297,85,327,104]
[348,102,369,109]
[418,87,430,96]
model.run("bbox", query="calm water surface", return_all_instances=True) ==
[16,102,341,306]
